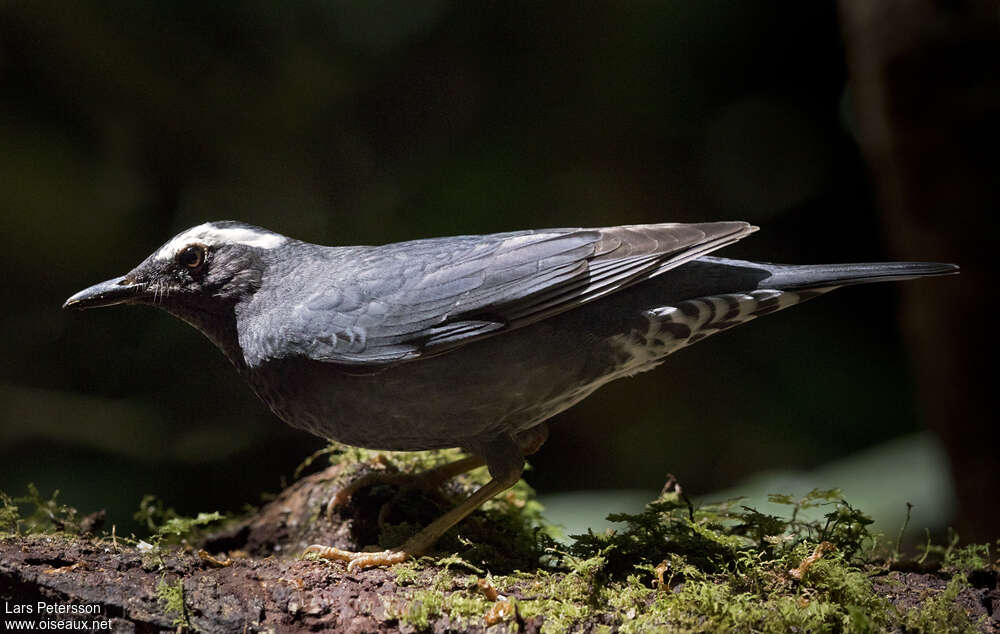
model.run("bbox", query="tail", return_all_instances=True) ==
[753,260,959,290]
[608,259,958,376]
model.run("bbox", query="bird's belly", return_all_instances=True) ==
[244,322,615,452]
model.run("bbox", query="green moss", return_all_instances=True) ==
[157,512,225,538]
[383,564,495,630]
[156,575,189,629]
[134,494,225,544]
[121,495,229,573]
[391,560,423,586]
[900,575,979,634]
[523,571,608,632]
[0,484,79,536]
[0,491,19,535]
[326,444,474,475]
[6,460,995,633]
[312,452,992,632]
[389,587,492,630]
[373,482,976,632]
[931,531,994,577]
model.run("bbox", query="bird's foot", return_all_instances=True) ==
[304,544,410,572]
[306,451,524,571]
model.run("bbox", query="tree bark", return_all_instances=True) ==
[0,463,532,633]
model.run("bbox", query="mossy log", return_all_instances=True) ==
[2,456,998,633]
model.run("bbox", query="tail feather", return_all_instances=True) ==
[757,261,959,290]
[693,257,959,291]
[608,259,957,376]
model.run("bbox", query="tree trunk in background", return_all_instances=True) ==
[839,0,999,542]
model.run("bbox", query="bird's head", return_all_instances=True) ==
[63,221,288,343]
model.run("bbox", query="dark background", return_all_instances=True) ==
[0,3,985,539]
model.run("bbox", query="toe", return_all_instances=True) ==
[346,550,409,572]
[304,544,410,571]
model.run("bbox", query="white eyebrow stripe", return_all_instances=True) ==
[154,225,287,259]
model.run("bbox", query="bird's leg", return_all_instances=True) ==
[325,454,486,520]
[306,468,522,570]
[307,436,530,571]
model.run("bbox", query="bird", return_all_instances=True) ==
[64,220,956,570]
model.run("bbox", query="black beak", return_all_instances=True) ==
[63,276,146,310]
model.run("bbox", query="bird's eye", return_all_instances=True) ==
[176,244,206,270]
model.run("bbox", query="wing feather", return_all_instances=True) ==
[243,222,756,366]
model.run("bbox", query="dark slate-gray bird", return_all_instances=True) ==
[64,220,956,569]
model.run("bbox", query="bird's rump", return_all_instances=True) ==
[248,222,755,367]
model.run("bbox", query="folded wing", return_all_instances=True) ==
[247,222,756,366]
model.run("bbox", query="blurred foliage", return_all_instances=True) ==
[0,2,944,534]
[0,484,79,536]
